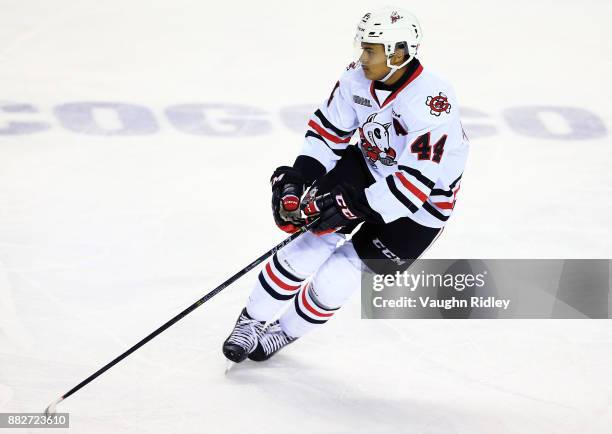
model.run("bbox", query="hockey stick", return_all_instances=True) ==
[44,219,318,415]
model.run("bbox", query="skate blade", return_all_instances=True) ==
[224,360,235,376]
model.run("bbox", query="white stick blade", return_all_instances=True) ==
[44,397,63,416]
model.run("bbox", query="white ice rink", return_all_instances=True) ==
[1,0,611,432]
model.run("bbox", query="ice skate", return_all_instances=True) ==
[222,308,266,363]
[248,320,297,362]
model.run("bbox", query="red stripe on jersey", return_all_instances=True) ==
[265,263,300,291]
[369,64,424,108]
[431,184,461,211]
[395,172,428,203]
[432,201,454,209]
[301,287,334,318]
[369,81,381,107]
[307,120,351,144]
[382,64,424,108]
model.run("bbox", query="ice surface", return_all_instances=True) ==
[1,1,611,433]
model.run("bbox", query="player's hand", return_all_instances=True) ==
[270,166,306,233]
[301,183,371,235]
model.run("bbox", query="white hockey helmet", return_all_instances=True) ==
[354,7,422,81]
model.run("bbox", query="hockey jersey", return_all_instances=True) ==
[298,60,469,229]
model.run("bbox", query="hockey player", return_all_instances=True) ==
[223,7,469,363]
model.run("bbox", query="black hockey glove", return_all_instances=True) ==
[270,166,307,233]
[301,183,382,235]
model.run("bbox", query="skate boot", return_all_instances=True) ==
[248,320,297,362]
[222,308,266,363]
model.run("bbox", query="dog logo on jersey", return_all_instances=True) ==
[358,113,397,166]
[390,11,403,24]
[426,92,452,116]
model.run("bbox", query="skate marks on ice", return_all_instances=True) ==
[218,349,514,434]
[0,383,14,411]
[0,260,34,350]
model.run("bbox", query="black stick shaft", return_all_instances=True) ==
[59,223,314,401]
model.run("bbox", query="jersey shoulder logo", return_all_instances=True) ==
[359,113,397,167]
[426,92,452,116]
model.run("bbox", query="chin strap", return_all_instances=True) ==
[379,54,414,82]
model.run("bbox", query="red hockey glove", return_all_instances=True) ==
[270,166,306,233]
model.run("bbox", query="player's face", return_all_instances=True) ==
[359,43,390,81]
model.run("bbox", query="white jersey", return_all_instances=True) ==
[299,61,469,229]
